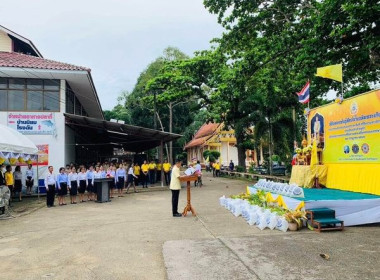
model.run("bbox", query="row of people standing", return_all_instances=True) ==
[46,165,106,207]
[43,160,173,207]
[138,159,172,187]
[0,163,35,204]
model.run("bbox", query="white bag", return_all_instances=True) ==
[276,217,289,232]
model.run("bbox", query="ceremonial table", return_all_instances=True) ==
[180,175,198,216]
[289,165,328,188]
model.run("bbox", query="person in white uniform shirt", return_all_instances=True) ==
[45,166,56,208]
[25,164,34,195]
[93,166,103,201]
[125,163,138,194]
[77,167,87,203]
[68,166,78,204]
[170,159,183,217]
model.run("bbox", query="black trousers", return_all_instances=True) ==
[142,173,149,186]
[46,184,55,206]
[149,170,155,184]
[164,172,170,186]
[171,189,180,215]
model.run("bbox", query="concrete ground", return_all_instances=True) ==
[0,173,379,280]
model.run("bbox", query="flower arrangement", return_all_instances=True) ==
[295,148,302,154]
[283,210,307,228]
[335,95,343,104]
[303,108,310,116]
[303,145,312,154]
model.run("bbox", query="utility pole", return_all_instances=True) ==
[169,101,173,163]
[153,92,157,130]
[153,92,158,159]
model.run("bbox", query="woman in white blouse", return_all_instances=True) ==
[68,166,78,204]
[25,164,34,195]
[125,163,138,194]
[77,167,87,203]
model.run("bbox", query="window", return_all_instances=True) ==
[75,96,81,115]
[8,90,25,110]
[27,79,43,90]
[65,85,74,114]
[0,78,60,112]
[9,78,25,89]
[27,91,43,110]
[44,91,60,111]
[0,90,7,110]
[66,82,87,116]
[0,78,7,89]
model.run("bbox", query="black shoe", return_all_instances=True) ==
[173,213,182,217]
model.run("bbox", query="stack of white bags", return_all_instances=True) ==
[219,196,288,232]
[253,179,304,198]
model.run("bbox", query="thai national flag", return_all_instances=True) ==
[297,81,310,104]
[291,153,297,166]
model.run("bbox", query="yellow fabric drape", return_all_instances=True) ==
[310,137,318,167]
[246,186,250,195]
[289,165,328,188]
[326,164,380,195]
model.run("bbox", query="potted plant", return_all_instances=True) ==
[283,210,307,231]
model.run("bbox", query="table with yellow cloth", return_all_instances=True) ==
[289,165,328,188]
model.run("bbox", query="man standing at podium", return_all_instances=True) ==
[170,159,182,217]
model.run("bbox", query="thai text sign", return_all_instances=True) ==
[308,89,380,163]
[7,112,56,135]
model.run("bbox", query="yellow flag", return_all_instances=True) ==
[316,64,342,82]
[310,136,318,166]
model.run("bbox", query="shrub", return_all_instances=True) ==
[236,165,245,173]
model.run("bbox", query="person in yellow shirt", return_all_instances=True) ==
[141,160,149,188]
[214,161,221,177]
[156,161,162,182]
[162,159,172,186]
[4,165,14,206]
[148,161,156,185]
[170,159,183,217]
[133,163,141,186]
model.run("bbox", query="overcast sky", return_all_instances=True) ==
[2,0,223,110]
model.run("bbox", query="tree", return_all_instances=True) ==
[202,0,379,173]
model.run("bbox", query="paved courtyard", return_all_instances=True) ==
[0,173,379,280]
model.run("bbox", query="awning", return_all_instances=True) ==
[64,113,182,153]
[0,124,38,154]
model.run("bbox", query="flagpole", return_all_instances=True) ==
[341,73,344,97]
[308,79,310,109]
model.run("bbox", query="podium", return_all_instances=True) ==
[94,178,113,203]
[180,175,198,217]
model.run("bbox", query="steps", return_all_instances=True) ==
[306,208,344,232]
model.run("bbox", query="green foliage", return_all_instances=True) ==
[271,155,280,162]
[209,150,220,160]
[176,152,187,161]
[203,150,210,160]
[236,165,245,173]
[105,2,379,171]
[203,150,221,162]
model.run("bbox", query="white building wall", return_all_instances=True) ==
[221,142,228,166]
[0,79,67,183]
[0,30,12,52]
